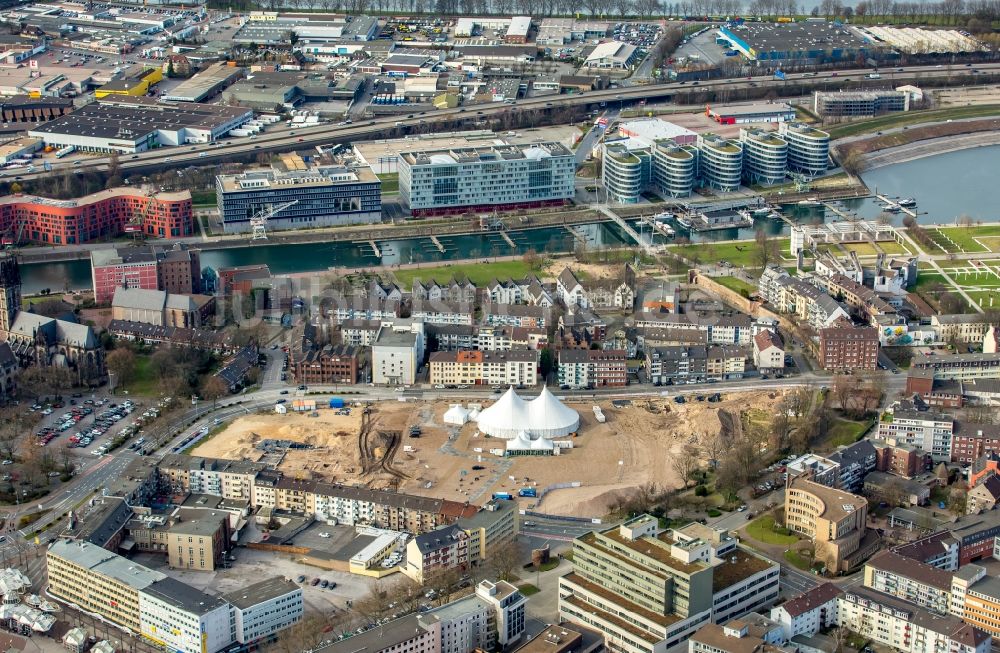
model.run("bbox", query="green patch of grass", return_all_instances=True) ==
[122,354,160,397]
[824,418,874,450]
[826,105,1000,139]
[708,275,757,296]
[392,260,533,288]
[517,583,540,596]
[784,549,814,571]
[377,173,399,194]
[534,559,560,572]
[190,189,217,206]
[707,509,721,518]
[667,239,791,269]
[933,227,989,253]
[746,515,799,545]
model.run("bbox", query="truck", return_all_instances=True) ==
[518,488,537,498]
[866,72,881,79]
[492,492,513,500]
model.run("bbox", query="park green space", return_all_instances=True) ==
[392,260,534,287]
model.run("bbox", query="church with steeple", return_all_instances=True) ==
[0,257,105,385]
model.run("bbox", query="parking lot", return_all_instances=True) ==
[674,28,732,67]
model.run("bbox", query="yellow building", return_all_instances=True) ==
[95,68,163,99]
[785,476,869,573]
[47,539,165,631]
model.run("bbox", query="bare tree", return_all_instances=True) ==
[106,348,136,392]
[670,445,700,486]
[489,540,521,582]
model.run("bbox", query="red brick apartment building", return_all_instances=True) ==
[291,344,360,385]
[91,244,201,304]
[819,325,879,371]
[0,188,192,245]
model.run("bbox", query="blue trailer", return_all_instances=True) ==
[329,398,345,408]
[518,488,537,498]
[492,492,513,500]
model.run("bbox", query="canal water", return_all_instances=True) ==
[21,146,998,294]
[20,221,634,295]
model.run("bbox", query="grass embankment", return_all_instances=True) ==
[827,106,1000,140]
[122,355,159,397]
[667,239,791,269]
[392,261,534,287]
[709,276,758,295]
[746,515,799,546]
[823,418,875,450]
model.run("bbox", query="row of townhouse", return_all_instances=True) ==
[427,324,548,351]
[158,455,478,534]
[556,266,636,311]
[630,312,763,346]
[861,547,1000,642]
[483,275,553,306]
[771,582,991,653]
[758,268,850,330]
[428,349,539,387]
[645,345,751,385]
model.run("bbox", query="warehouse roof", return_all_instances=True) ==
[30,98,250,140]
[724,21,866,53]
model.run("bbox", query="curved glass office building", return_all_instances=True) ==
[601,142,648,204]
[696,134,743,192]
[779,122,831,177]
[740,128,788,186]
[651,139,698,198]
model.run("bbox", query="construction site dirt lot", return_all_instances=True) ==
[192,390,787,517]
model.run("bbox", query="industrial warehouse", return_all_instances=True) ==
[28,96,252,153]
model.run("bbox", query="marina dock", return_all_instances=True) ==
[499,231,516,248]
[368,240,381,257]
[430,235,445,253]
[598,206,655,254]
[876,195,917,217]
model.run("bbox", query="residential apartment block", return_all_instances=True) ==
[757,268,849,330]
[876,401,954,461]
[91,243,201,304]
[290,344,361,385]
[557,349,627,388]
[428,349,539,387]
[818,324,879,372]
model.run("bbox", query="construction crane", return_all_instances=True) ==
[125,192,160,242]
[1,219,25,251]
[250,200,298,241]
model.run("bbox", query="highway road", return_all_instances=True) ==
[9,62,1000,186]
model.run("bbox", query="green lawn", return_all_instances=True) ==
[824,418,874,449]
[746,515,800,546]
[377,173,399,194]
[709,275,757,296]
[826,105,1000,139]
[517,583,540,596]
[938,226,1000,253]
[392,260,534,287]
[190,189,217,207]
[121,354,159,397]
[784,549,814,571]
[667,239,791,269]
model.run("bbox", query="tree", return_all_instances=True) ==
[670,444,700,486]
[522,248,542,271]
[539,348,554,378]
[106,348,136,393]
[489,539,520,582]
[754,229,779,269]
[949,487,967,515]
[201,376,229,408]
[839,149,868,175]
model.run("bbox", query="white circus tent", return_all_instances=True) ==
[475,386,579,440]
[443,404,471,426]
